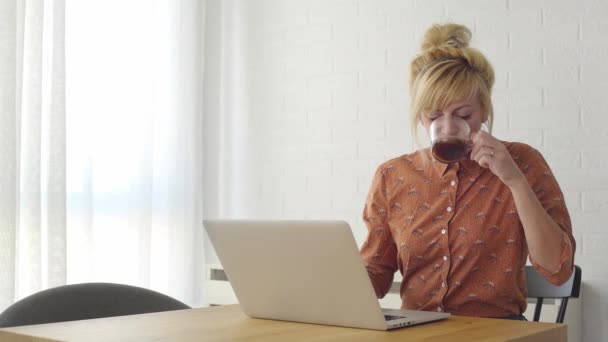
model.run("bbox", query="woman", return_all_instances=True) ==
[359,23,575,319]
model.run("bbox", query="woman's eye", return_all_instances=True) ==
[459,114,472,120]
[428,113,442,121]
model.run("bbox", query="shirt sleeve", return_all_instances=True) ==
[523,147,576,286]
[359,165,398,298]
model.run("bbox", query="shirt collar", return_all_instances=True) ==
[426,149,483,177]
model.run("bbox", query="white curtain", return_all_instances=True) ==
[0,0,67,310]
[0,0,206,310]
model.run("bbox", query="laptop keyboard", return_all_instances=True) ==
[384,314,406,321]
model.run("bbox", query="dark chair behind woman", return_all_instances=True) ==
[526,265,582,323]
[0,283,190,328]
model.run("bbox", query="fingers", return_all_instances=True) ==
[471,146,495,160]
[470,131,501,168]
[471,130,495,146]
[470,131,499,154]
[470,146,495,168]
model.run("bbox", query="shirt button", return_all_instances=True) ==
[450,180,456,186]
[441,228,447,235]
[437,307,443,312]
[446,206,452,212]
[443,255,448,261]
[441,282,447,288]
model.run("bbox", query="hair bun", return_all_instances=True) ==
[421,23,472,51]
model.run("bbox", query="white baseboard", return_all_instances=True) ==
[205,264,238,306]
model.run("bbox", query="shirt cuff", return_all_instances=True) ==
[365,264,394,298]
[529,232,574,286]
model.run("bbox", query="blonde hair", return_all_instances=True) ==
[410,23,495,142]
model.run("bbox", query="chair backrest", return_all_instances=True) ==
[525,265,582,323]
[0,282,190,328]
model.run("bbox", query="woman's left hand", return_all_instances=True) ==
[469,131,526,188]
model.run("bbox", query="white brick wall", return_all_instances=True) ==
[206,1,608,341]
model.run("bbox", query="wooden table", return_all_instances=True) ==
[0,304,566,342]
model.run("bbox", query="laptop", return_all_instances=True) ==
[203,220,450,330]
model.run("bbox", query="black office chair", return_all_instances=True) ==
[0,282,191,328]
[525,265,582,323]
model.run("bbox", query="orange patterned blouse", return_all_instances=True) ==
[359,141,575,317]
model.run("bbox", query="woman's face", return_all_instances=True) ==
[420,97,485,135]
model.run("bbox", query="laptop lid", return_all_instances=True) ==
[204,220,392,330]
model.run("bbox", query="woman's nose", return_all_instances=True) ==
[442,118,460,135]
